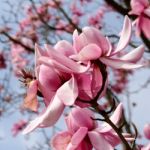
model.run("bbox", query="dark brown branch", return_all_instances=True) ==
[30,0,72,34]
[106,87,132,134]
[104,0,129,16]
[92,103,132,150]
[52,0,82,32]
[1,32,34,52]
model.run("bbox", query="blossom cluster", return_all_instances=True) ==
[20,15,146,150]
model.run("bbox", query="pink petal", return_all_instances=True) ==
[51,131,72,150]
[91,65,103,98]
[88,131,113,150]
[54,40,75,56]
[38,56,75,73]
[77,73,93,100]
[144,7,150,17]
[45,44,79,69]
[67,127,88,150]
[66,107,95,133]
[100,103,123,133]
[130,0,145,15]
[112,16,132,55]
[71,44,102,61]
[135,18,142,37]
[100,57,143,69]
[35,44,48,67]
[35,44,47,59]
[73,29,88,53]
[82,27,109,55]
[102,132,121,147]
[22,95,65,134]
[38,56,90,73]
[38,65,61,106]
[142,143,150,150]
[144,124,150,140]
[57,76,78,106]
[44,44,91,73]
[105,37,113,56]
[140,16,150,39]
[110,103,123,124]
[120,45,144,63]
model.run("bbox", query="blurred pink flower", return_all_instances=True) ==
[12,120,27,137]
[71,16,145,69]
[111,69,132,94]
[70,2,83,16]
[144,123,150,140]
[51,104,134,150]
[11,44,28,76]
[88,8,104,29]
[129,0,150,39]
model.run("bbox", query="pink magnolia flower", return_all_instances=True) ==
[129,0,150,39]
[22,16,144,136]
[23,40,103,134]
[144,123,150,140]
[71,16,145,69]
[51,104,134,150]
[11,120,27,137]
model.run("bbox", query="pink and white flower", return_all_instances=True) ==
[129,0,150,39]
[22,16,144,135]
[71,16,145,69]
[51,104,134,150]
[22,40,103,134]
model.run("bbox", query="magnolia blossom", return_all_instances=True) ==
[71,16,145,69]
[144,123,150,140]
[23,41,103,134]
[129,0,150,39]
[51,104,134,150]
[23,16,144,135]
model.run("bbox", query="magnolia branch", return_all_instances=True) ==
[0,31,34,52]
[29,0,72,34]
[52,0,82,32]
